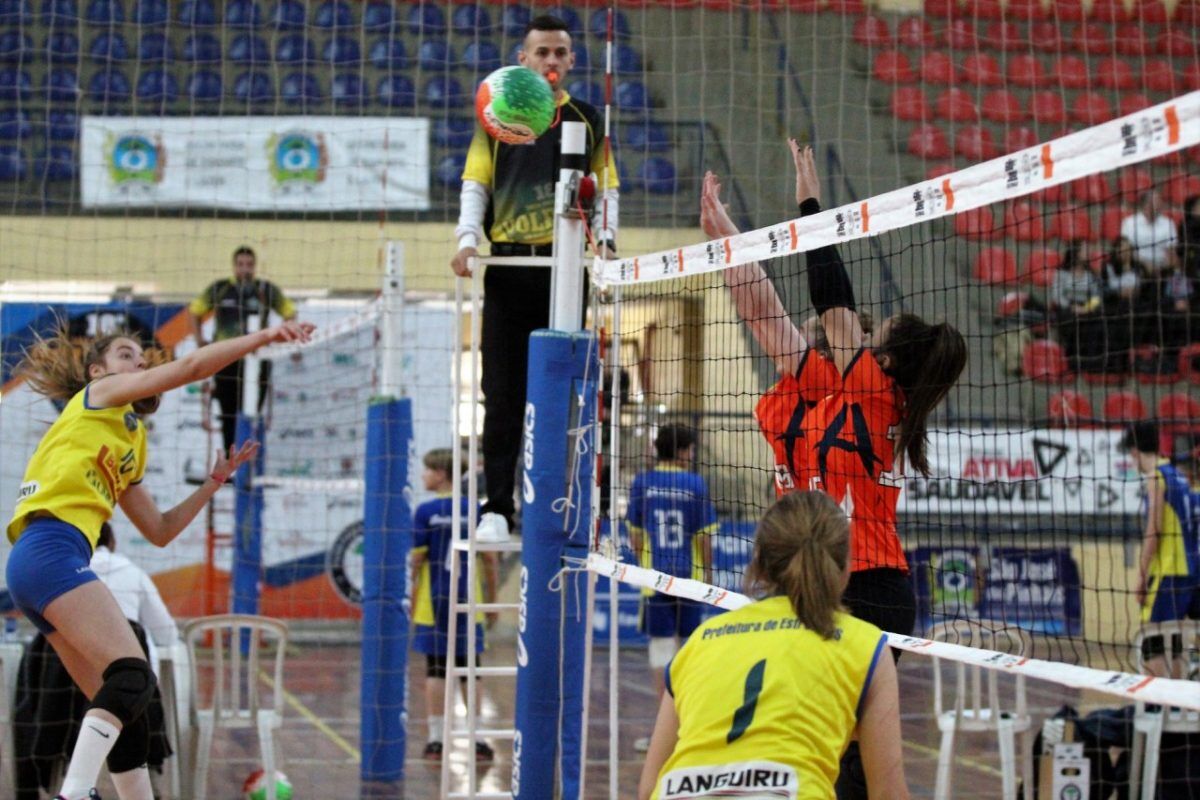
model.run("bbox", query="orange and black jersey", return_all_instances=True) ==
[754,350,839,495]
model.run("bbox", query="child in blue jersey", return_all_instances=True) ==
[628,425,718,750]
[1121,422,1200,678]
[410,448,499,762]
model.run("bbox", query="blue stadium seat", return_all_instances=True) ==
[418,40,451,72]
[314,0,353,29]
[37,145,75,181]
[47,110,77,140]
[377,74,414,108]
[616,79,650,112]
[85,0,122,24]
[0,0,32,24]
[0,109,31,140]
[41,0,78,25]
[0,145,26,180]
[139,33,175,63]
[566,78,603,107]
[322,36,360,65]
[363,2,394,31]
[232,70,273,102]
[133,0,168,26]
[461,41,501,74]
[136,69,178,102]
[43,68,79,101]
[0,69,33,99]
[224,0,262,28]
[613,43,641,73]
[0,33,31,63]
[271,0,306,30]
[88,32,129,63]
[407,3,446,36]
[275,34,314,64]
[452,4,491,34]
[229,34,269,64]
[183,33,221,63]
[501,5,530,38]
[177,0,217,27]
[433,117,474,149]
[506,41,522,66]
[280,71,321,105]
[548,7,583,37]
[368,38,407,70]
[186,69,221,101]
[423,75,464,108]
[435,153,466,188]
[88,69,130,102]
[46,31,79,63]
[621,120,670,152]
[331,72,364,105]
[572,46,590,72]
[639,156,676,194]
[590,8,631,38]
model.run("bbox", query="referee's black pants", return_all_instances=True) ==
[212,358,272,453]
[836,567,916,800]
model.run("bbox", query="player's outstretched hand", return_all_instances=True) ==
[789,139,820,207]
[212,440,260,483]
[700,171,740,239]
[264,320,315,346]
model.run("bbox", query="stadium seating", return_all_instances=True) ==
[942,19,977,50]
[461,41,501,74]
[275,34,316,66]
[1023,249,1062,287]
[1005,200,1045,242]
[1114,28,1148,57]
[1029,22,1062,52]
[896,17,934,48]
[187,70,222,102]
[1070,92,1113,125]
[591,8,631,39]
[408,3,447,36]
[1004,127,1040,154]
[1157,30,1194,58]
[271,0,307,31]
[314,0,354,30]
[1071,173,1112,205]
[621,120,671,152]
[36,145,75,181]
[452,4,491,34]
[362,2,394,31]
[46,31,79,63]
[974,247,1017,285]
[1164,173,1200,206]
[1102,390,1146,424]
[1071,23,1112,56]
[47,110,76,140]
[919,52,957,85]
[133,0,167,26]
[369,38,408,70]
[230,34,270,65]
[891,87,929,121]
[981,90,1023,124]
[935,88,977,122]
[613,43,642,74]
[224,0,262,29]
[501,5,531,38]
[85,0,123,24]
[88,32,129,63]
[330,73,364,106]
[573,46,591,72]
[1050,209,1094,241]
[0,68,31,99]
[1096,57,1135,90]
[1024,339,1071,382]
[423,75,465,108]
[435,153,466,188]
[177,0,217,27]
[954,206,994,240]
[1117,168,1153,204]
[985,21,1025,52]
[1158,393,1200,422]
[42,0,79,25]
[638,156,677,194]
[1137,0,1171,22]
[1048,391,1093,428]
[1006,54,1047,88]
[1118,94,1152,119]
[418,40,452,72]
[184,33,222,64]
[432,117,474,149]
[1132,345,1179,384]
[138,32,175,64]
[616,80,651,113]
[955,125,997,161]
[136,69,178,103]
[0,109,30,140]
[1177,343,1200,385]
[872,50,914,84]
[852,16,891,48]
[548,7,582,38]
[321,36,360,66]
[1099,206,1125,241]
[88,69,129,102]
[280,72,321,106]
[377,74,415,108]
[961,54,1002,87]
[0,33,31,62]
[0,144,26,180]
[907,124,950,159]
[1092,0,1131,22]
[43,68,79,102]
[232,71,273,103]
[1051,55,1090,90]
[566,79,603,107]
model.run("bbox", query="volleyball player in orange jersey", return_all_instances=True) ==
[701,142,966,799]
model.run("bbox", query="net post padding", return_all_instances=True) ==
[587,553,1200,713]
[231,414,265,618]
[514,330,598,800]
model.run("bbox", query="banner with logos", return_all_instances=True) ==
[80,116,430,211]
[899,429,1142,516]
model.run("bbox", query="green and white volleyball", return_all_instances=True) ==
[474,66,556,145]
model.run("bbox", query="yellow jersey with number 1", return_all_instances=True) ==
[7,385,147,549]
[653,595,888,800]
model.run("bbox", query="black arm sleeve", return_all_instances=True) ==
[800,198,856,314]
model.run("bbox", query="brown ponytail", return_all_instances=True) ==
[745,492,849,639]
[18,326,168,410]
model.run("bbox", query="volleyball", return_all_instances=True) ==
[242,768,294,800]
[474,66,556,145]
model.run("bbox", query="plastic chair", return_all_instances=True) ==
[270,0,306,30]
[639,156,677,195]
[232,71,273,103]
[1029,21,1061,51]
[908,124,951,159]
[1136,0,1170,22]
[961,53,1002,87]
[1052,55,1090,89]
[377,74,415,108]
[896,17,935,48]
[184,615,288,800]
[423,75,465,108]
[0,144,25,180]
[432,117,475,149]
[85,0,123,24]
[177,0,217,27]
[0,32,30,63]
[1004,126,1039,153]
[873,50,914,84]
[136,69,178,103]
[224,0,262,28]
[942,18,977,49]
[621,120,671,152]
[891,86,930,121]
[461,41,501,74]
[418,39,451,72]
[229,34,269,64]
[1050,208,1093,241]
[500,4,530,38]
[1049,390,1094,427]
[974,246,1017,285]
[407,2,446,36]
[613,43,641,74]
[1119,94,1153,119]
[954,206,994,240]
[435,153,466,188]
[43,67,79,101]
[1157,30,1195,58]
[451,3,491,34]
[1158,392,1200,422]
[1006,54,1046,88]
[616,79,651,113]
[1005,200,1045,242]
[42,0,78,25]
[37,145,76,181]
[1024,339,1070,382]
[1091,0,1130,22]
[1128,621,1200,800]
[88,69,130,103]
[275,34,314,65]
[1178,343,1200,385]
[280,71,321,106]
[1070,173,1111,205]
[330,73,363,106]
[591,7,630,38]
[1114,28,1148,57]
[919,51,957,85]
[935,88,977,122]
[1071,22,1112,55]
[985,21,1025,51]
[369,38,407,70]
[1103,390,1146,424]
[852,15,892,48]
[187,70,222,102]
[184,33,221,63]
[1030,91,1066,125]
[1071,92,1113,125]
[1096,57,1134,91]
[88,32,129,63]
[930,621,1035,800]
[133,0,167,26]
[314,0,354,29]
[321,36,360,66]
[925,0,957,16]
[565,78,602,107]
[138,32,175,64]
[363,1,394,31]
[0,109,31,140]
[955,125,997,161]
[1023,249,1061,287]
[46,31,79,63]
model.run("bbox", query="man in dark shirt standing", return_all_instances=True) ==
[188,245,296,451]
[451,15,620,540]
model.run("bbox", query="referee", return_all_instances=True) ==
[450,14,620,540]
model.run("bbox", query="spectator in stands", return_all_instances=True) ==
[1120,190,1177,275]
[1050,240,1105,372]
[449,14,620,542]
[1099,236,1144,372]
[188,246,297,452]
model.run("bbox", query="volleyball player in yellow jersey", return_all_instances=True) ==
[639,492,908,800]
[5,320,313,800]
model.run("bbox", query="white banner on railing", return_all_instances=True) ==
[80,116,430,211]
[899,429,1142,516]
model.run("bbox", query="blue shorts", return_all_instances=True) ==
[641,594,703,639]
[6,518,98,634]
[1143,575,1200,623]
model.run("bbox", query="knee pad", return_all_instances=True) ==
[647,637,678,669]
[92,657,156,726]
[106,710,149,774]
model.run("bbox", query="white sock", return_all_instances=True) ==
[111,765,154,800]
[429,715,444,742]
[58,714,120,799]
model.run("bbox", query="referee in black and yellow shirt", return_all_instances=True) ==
[450,14,619,540]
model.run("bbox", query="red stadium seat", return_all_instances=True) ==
[996,290,1031,321]
[1156,29,1195,58]
[925,0,958,17]
[908,123,951,158]
[1071,92,1112,125]
[943,19,978,50]
[1032,182,1066,206]
[1024,249,1062,286]
[1158,392,1200,422]
[1133,345,1179,384]
[936,87,978,121]
[1179,343,1200,385]
[1049,390,1093,428]
[954,206,995,239]
[1053,0,1086,21]
[985,21,1025,51]
[1074,23,1113,55]
[853,15,893,47]
[1030,91,1067,125]
[1166,173,1200,206]
[920,51,958,85]
[1117,168,1153,204]
[1005,0,1042,17]
[1004,126,1040,153]
[962,53,1002,86]
[1096,57,1135,90]
[896,17,936,48]
[1006,54,1047,88]
[1029,21,1062,51]
[1143,59,1179,93]
[873,50,915,83]
[1100,205,1125,240]
[926,162,957,180]
[975,246,1018,284]
[1050,208,1094,241]
[892,86,930,120]
[1184,62,1200,91]
[1023,339,1071,382]
[982,89,1025,124]
[1005,199,1046,241]
[1103,390,1146,424]
[1118,93,1152,119]
[1114,28,1148,57]
[1051,55,1090,90]
[955,124,998,161]
[1177,0,1200,23]
[966,0,1003,19]
[827,0,867,15]
[1134,0,1170,23]
[1070,174,1112,204]
[1090,0,1130,22]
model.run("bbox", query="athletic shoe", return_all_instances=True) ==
[475,512,511,544]
[55,792,102,800]
[475,740,495,762]
[423,740,443,761]
[633,736,651,753]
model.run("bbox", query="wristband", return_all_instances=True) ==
[209,472,228,485]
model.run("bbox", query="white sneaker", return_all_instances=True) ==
[475,512,512,544]
[633,736,651,753]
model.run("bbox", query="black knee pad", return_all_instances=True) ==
[92,657,156,726]
[105,710,149,775]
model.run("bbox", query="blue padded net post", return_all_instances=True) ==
[231,413,264,617]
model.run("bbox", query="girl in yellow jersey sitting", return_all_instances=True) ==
[6,320,313,800]
[638,491,908,800]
